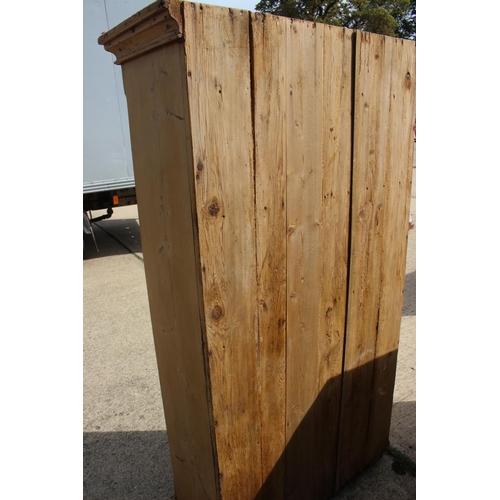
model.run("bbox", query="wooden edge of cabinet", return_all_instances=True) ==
[98,0,183,65]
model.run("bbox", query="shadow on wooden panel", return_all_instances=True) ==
[82,379,414,500]
[258,350,400,500]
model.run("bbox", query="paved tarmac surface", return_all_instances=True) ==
[83,167,416,499]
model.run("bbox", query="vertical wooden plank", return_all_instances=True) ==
[336,31,416,489]
[252,19,354,499]
[316,25,353,495]
[251,12,288,499]
[183,3,262,498]
[337,34,390,486]
[364,35,416,459]
[284,19,325,500]
[121,41,218,500]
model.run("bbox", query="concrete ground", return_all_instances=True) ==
[83,167,416,499]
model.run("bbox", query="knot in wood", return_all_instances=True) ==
[208,202,220,217]
[405,72,412,89]
[211,305,224,321]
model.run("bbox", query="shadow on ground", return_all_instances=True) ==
[83,218,142,260]
[402,271,416,316]
[389,400,416,461]
[83,430,174,500]
[84,395,415,499]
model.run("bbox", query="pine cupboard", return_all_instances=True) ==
[99,2,415,498]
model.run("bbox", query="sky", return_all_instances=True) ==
[200,0,259,10]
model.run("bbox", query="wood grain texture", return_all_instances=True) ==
[280,21,354,500]
[315,24,353,497]
[183,4,262,498]
[364,34,416,463]
[250,18,354,499]
[251,12,288,499]
[121,41,217,500]
[113,3,415,496]
[336,31,416,489]
[284,18,325,499]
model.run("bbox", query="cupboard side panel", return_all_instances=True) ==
[122,41,217,500]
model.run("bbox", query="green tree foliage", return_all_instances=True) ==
[254,0,416,39]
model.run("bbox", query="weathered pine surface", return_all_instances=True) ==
[251,12,288,499]
[183,5,262,499]
[120,40,218,499]
[336,31,416,488]
[99,1,416,499]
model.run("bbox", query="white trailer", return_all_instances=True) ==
[83,0,148,237]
